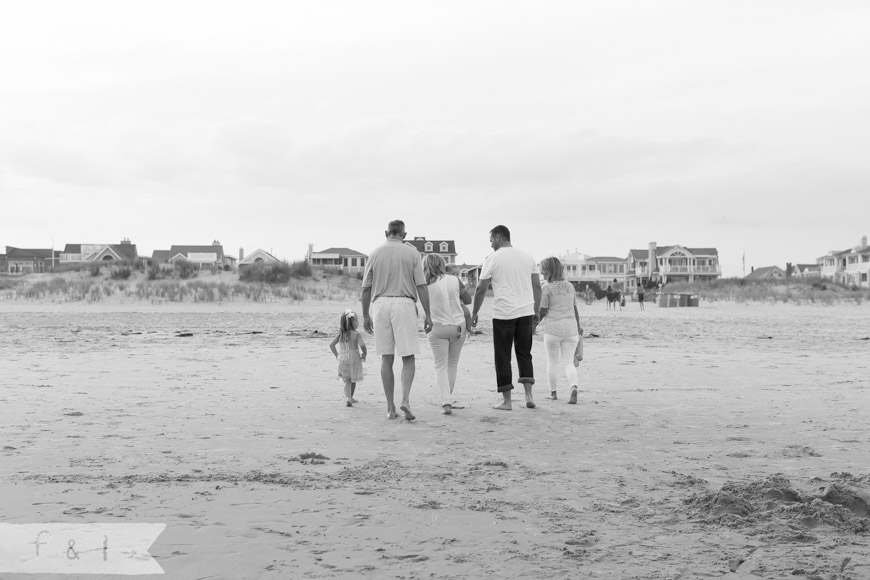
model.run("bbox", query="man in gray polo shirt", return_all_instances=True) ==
[362,220,433,420]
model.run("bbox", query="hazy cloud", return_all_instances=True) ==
[7,144,118,188]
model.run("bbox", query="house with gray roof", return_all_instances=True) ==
[239,248,281,269]
[406,237,457,265]
[626,242,721,291]
[307,245,367,274]
[4,247,61,274]
[745,265,786,280]
[151,241,230,270]
[60,239,138,265]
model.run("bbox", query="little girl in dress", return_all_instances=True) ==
[329,309,366,407]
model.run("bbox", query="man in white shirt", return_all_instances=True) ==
[471,225,541,410]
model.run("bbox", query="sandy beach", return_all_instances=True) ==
[1,298,869,579]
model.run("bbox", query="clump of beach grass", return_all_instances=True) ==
[239,260,312,284]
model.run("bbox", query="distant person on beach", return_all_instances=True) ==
[424,254,470,415]
[361,220,433,420]
[538,257,584,404]
[584,284,594,305]
[637,283,645,311]
[329,309,366,407]
[471,225,541,411]
[446,264,473,333]
[606,279,622,311]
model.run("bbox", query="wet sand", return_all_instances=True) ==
[1,299,869,579]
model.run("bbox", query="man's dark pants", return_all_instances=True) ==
[492,315,535,392]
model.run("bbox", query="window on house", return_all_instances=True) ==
[440,242,448,252]
[351,258,357,267]
[424,242,433,252]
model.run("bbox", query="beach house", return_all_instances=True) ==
[819,236,870,287]
[540,250,627,291]
[3,247,61,274]
[793,263,821,278]
[307,245,367,275]
[745,265,786,280]
[150,241,228,270]
[406,237,458,265]
[238,248,281,269]
[60,238,139,265]
[452,263,482,289]
[626,242,721,291]
[550,250,593,285]
[583,256,629,290]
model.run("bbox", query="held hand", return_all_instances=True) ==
[363,315,374,335]
[471,313,478,328]
[361,354,366,362]
[423,315,433,334]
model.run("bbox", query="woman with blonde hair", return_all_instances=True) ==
[538,256,584,404]
[423,253,472,415]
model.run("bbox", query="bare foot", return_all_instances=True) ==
[442,404,452,415]
[400,404,416,421]
[387,411,399,419]
[524,384,535,408]
[351,397,358,403]
[492,401,512,411]
[547,391,557,400]
[346,400,353,407]
[568,390,578,405]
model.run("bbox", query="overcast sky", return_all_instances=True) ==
[2,1,868,276]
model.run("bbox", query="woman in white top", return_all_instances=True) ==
[538,257,584,404]
[424,254,471,415]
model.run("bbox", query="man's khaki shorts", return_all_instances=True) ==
[372,297,420,357]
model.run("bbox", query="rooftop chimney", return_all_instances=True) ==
[213,240,220,246]
[239,247,244,262]
[862,235,868,248]
[120,237,131,245]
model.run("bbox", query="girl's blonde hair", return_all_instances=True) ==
[339,309,357,342]
[423,253,447,285]
[540,256,565,283]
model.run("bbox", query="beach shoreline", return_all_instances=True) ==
[1,300,868,578]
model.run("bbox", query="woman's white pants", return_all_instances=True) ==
[427,324,466,406]
[543,334,579,391]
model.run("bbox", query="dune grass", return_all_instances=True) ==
[662,277,870,305]
[0,269,359,303]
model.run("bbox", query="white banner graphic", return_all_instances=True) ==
[0,523,165,575]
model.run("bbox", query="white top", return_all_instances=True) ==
[479,246,539,320]
[540,280,578,338]
[428,275,465,326]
